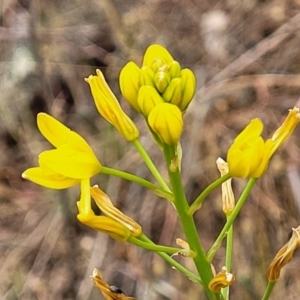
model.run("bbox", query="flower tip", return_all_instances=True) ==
[291,106,300,118]
[96,69,103,77]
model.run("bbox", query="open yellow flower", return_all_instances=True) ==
[22,113,101,189]
[227,107,300,178]
[85,69,139,141]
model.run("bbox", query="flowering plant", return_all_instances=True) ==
[22,44,300,300]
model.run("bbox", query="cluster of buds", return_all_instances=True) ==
[119,44,196,145]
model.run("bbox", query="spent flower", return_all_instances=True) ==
[208,267,235,292]
[90,268,136,300]
[268,225,300,282]
[216,157,235,215]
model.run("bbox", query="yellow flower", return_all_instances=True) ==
[227,107,300,178]
[77,180,130,242]
[77,184,141,241]
[22,113,101,189]
[148,103,183,145]
[137,86,164,117]
[119,61,141,113]
[85,69,139,141]
[90,186,142,237]
[119,44,196,114]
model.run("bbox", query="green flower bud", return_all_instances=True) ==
[148,103,183,145]
[139,66,155,87]
[137,86,164,117]
[162,78,182,106]
[154,70,171,93]
[180,68,196,111]
[169,60,181,78]
[119,62,141,113]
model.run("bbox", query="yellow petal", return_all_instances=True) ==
[39,148,101,179]
[137,86,164,117]
[148,103,183,145]
[119,62,141,112]
[86,70,140,141]
[91,186,142,237]
[143,44,174,67]
[22,167,79,189]
[180,69,196,111]
[233,118,264,147]
[77,214,131,242]
[77,179,92,216]
[270,107,300,155]
[37,113,95,155]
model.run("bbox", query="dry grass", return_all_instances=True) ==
[1,0,300,299]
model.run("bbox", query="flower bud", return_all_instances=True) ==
[86,69,140,141]
[148,103,183,145]
[139,66,155,87]
[180,68,196,111]
[169,60,181,78]
[162,78,182,105]
[151,59,164,73]
[137,86,164,117]
[143,44,174,67]
[119,61,141,112]
[154,70,171,93]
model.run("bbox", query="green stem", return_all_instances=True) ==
[101,166,173,200]
[139,234,202,284]
[207,178,257,262]
[221,216,233,300]
[188,174,231,215]
[163,145,219,300]
[132,139,171,192]
[128,236,185,255]
[261,281,276,300]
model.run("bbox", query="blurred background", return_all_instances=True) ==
[1,0,300,299]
